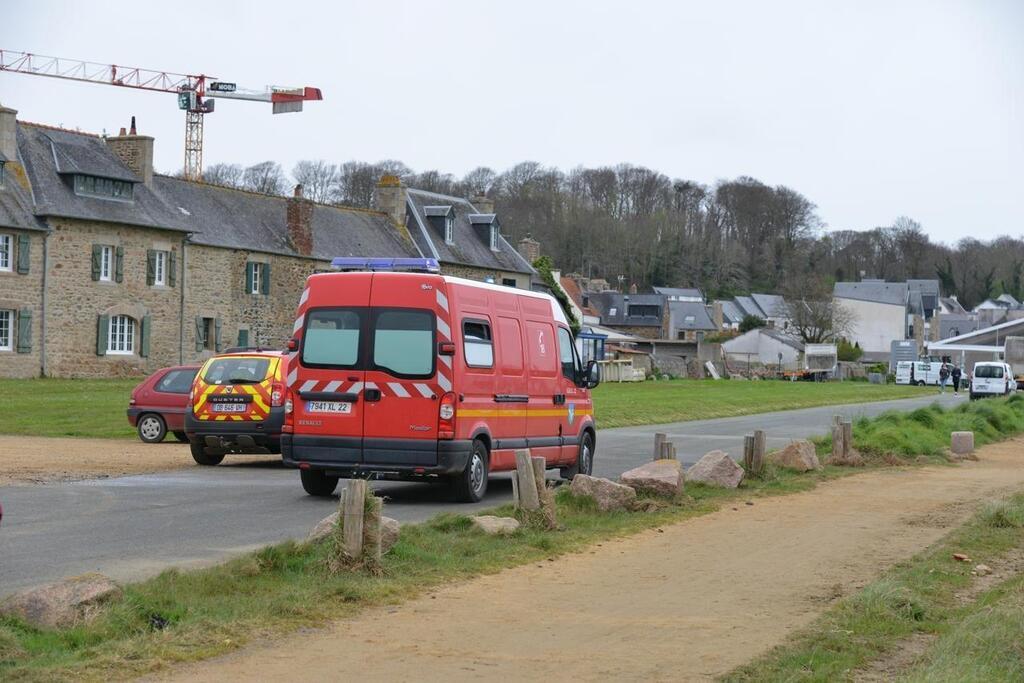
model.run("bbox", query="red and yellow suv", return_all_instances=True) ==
[185,350,289,465]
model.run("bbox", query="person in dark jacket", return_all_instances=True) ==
[938,363,950,393]
[951,365,963,397]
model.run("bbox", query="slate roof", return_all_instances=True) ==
[0,159,46,231]
[761,327,804,350]
[588,291,664,327]
[833,281,909,307]
[734,295,766,319]
[423,205,452,217]
[667,300,716,332]
[939,297,967,315]
[405,188,533,274]
[653,286,704,301]
[751,293,787,318]
[718,300,744,324]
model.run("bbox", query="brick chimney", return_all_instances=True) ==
[517,234,540,264]
[105,116,154,187]
[287,184,314,256]
[0,103,17,164]
[471,193,494,214]
[374,174,408,227]
[712,301,724,329]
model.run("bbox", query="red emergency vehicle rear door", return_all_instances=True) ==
[361,272,445,467]
[292,274,371,465]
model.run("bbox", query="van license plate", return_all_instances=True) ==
[212,403,247,413]
[307,401,352,414]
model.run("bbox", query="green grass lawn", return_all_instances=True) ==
[0,377,925,439]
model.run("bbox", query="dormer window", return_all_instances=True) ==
[445,215,454,244]
[490,225,498,251]
[74,174,134,201]
[424,206,455,244]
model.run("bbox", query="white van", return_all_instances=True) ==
[970,362,1016,399]
[895,360,944,386]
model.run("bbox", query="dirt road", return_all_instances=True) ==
[0,435,194,485]
[165,440,1024,683]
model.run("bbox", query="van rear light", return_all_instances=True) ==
[271,382,286,407]
[438,391,456,439]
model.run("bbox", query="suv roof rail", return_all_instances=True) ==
[222,346,272,354]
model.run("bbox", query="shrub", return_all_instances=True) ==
[739,315,765,333]
[980,499,1024,528]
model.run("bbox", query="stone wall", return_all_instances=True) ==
[605,324,663,340]
[441,263,531,290]
[0,228,44,377]
[44,218,184,378]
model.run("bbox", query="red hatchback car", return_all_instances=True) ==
[127,365,201,443]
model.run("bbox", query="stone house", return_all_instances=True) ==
[0,105,534,378]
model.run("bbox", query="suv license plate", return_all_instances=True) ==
[307,401,352,414]
[212,403,247,413]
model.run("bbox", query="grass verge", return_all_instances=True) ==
[722,491,1024,682]
[0,377,924,439]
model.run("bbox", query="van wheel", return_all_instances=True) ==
[561,432,595,481]
[190,441,225,466]
[452,440,488,503]
[172,431,189,443]
[137,414,167,443]
[916,380,926,387]
[300,469,339,497]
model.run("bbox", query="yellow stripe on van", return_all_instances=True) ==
[459,408,593,419]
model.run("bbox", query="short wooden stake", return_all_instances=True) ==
[514,449,540,511]
[659,441,675,460]
[362,494,383,566]
[831,424,845,463]
[341,479,367,561]
[669,443,677,460]
[653,433,667,460]
[842,421,853,458]
[531,456,547,501]
[511,475,519,506]
[531,454,558,529]
[751,429,766,476]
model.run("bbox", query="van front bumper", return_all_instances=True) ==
[185,408,285,452]
[282,435,471,478]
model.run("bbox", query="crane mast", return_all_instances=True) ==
[0,49,322,181]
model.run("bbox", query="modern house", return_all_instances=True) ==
[833,280,912,358]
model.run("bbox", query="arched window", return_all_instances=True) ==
[108,315,136,354]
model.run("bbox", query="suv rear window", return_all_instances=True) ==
[303,309,362,367]
[975,365,1004,378]
[373,309,434,378]
[203,357,272,385]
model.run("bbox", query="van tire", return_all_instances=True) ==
[190,441,225,466]
[452,440,489,503]
[561,431,595,481]
[300,469,339,497]
[916,380,926,387]
[137,414,167,444]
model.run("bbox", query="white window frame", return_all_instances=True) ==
[107,315,135,355]
[99,245,113,282]
[489,225,498,251]
[0,233,11,272]
[0,309,12,351]
[250,263,263,295]
[445,216,454,244]
[154,250,168,286]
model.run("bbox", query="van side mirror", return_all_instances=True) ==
[579,360,600,389]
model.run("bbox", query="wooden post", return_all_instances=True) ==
[831,424,845,463]
[842,421,853,458]
[342,479,367,561]
[659,440,675,460]
[668,443,677,460]
[362,494,383,565]
[514,449,540,511]
[743,435,755,471]
[531,456,547,501]
[833,414,843,427]
[751,429,766,476]
[653,432,667,461]
[531,454,558,529]
[511,475,520,506]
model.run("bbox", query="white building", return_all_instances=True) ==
[833,281,910,358]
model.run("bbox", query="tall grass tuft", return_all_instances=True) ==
[980,499,1024,529]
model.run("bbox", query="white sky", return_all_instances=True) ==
[2,0,1021,242]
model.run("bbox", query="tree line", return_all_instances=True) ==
[189,160,1022,309]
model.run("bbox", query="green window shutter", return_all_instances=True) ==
[260,263,271,295]
[115,246,124,283]
[16,234,30,274]
[237,328,249,348]
[140,314,152,358]
[96,314,109,356]
[245,262,254,294]
[146,250,156,286]
[195,316,204,352]
[16,308,32,353]
[91,244,102,281]
[214,318,223,352]
[168,250,178,287]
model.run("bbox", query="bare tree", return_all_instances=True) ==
[202,163,245,188]
[243,161,286,195]
[783,279,857,344]
[292,160,338,203]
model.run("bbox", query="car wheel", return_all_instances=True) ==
[916,380,926,387]
[300,469,339,497]
[190,440,225,466]
[137,414,167,443]
[452,439,489,503]
[172,431,189,443]
[560,431,595,480]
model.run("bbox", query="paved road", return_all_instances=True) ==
[0,393,956,593]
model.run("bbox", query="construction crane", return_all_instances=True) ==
[0,49,323,180]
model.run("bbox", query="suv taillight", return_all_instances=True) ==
[438,392,456,440]
[271,382,286,408]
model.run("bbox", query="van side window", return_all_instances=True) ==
[463,319,494,368]
[373,309,435,378]
[557,327,577,380]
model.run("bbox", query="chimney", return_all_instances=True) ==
[471,193,494,215]
[517,234,540,265]
[629,283,638,295]
[712,301,724,329]
[374,174,412,235]
[287,184,314,256]
[105,116,154,186]
[0,103,17,164]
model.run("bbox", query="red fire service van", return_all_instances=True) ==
[282,258,600,502]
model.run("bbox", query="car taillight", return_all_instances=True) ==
[283,397,294,433]
[284,397,293,414]
[438,392,456,440]
[271,382,285,408]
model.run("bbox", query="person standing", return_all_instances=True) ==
[951,364,963,397]
[938,363,950,394]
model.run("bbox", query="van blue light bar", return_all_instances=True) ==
[330,257,440,273]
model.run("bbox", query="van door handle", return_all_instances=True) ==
[553,394,566,405]
[364,388,382,402]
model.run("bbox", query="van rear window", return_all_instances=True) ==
[303,309,362,367]
[373,309,434,378]
[975,365,1004,378]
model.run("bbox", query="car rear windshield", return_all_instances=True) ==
[302,308,362,368]
[975,365,1004,378]
[203,357,272,385]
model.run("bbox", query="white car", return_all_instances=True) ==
[970,362,1016,400]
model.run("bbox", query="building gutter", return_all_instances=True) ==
[179,236,188,364]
